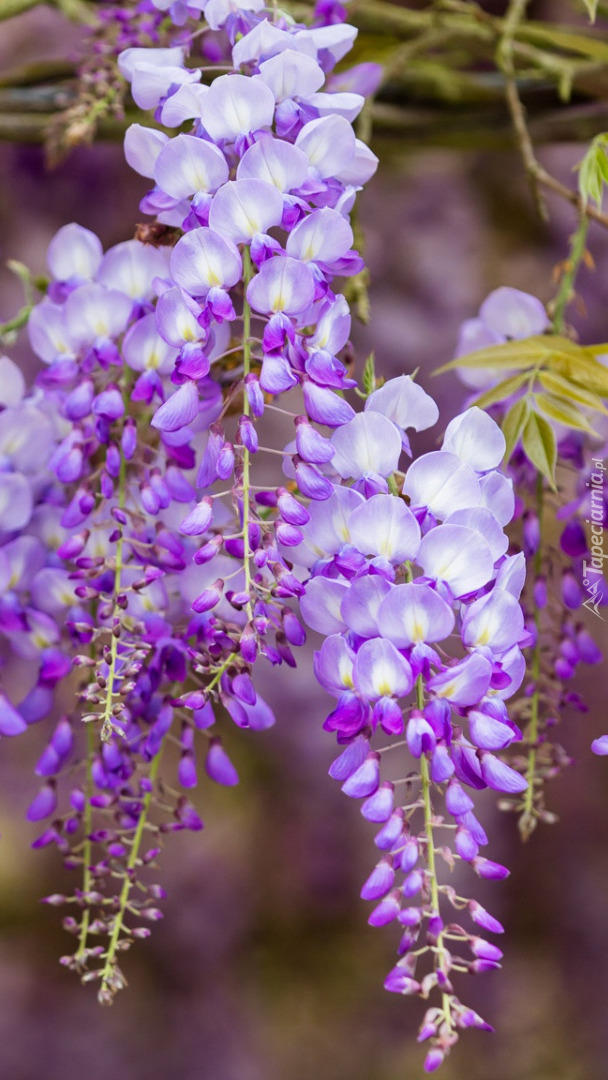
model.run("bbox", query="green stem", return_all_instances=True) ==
[551,214,590,334]
[75,719,94,963]
[417,676,453,1035]
[520,471,544,840]
[241,247,254,622]
[207,652,238,694]
[98,750,162,1004]
[0,304,33,342]
[0,0,44,18]
[101,447,127,741]
[496,0,548,221]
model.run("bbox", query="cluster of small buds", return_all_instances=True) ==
[454,286,607,835]
[287,375,528,1070]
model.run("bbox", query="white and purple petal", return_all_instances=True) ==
[47,223,103,282]
[63,283,133,350]
[403,451,481,519]
[155,134,229,199]
[122,312,179,374]
[0,472,33,531]
[306,91,365,121]
[462,590,525,654]
[170,227,242,296]
[124,123,170,179]
[417,524,494,597]
[295,114,356,179]
[309,295,351,355]
[209,179,284,244]
[155,286,203,346]
[429,653,493,706]
[237,134,309,192]
[247,256,316,316]
[300,575,349,635]
[441,407,506,473]
[198,73,275,142]
[97,239,170,301]
[348,494,421,562]
[377,582,455,647]
[258,48,325,100]
[334,138,379,185]
[314,634,356,695]
[353,638,413,700]
[0,356,25,407]
[330,412,401,481]
[286,207,353,265]
[479,286,549,340]
[494,552,526,599]
[341,574,392,638]
[444,507,508,562]
[28,301,75,364]
[479,470,515,527]
[365,375,438,433]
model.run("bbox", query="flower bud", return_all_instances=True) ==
[192,579,224,613]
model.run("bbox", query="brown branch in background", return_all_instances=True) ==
[503,71,608,228]
[532,167,608,229]
[496,0,608,230]
[496,0,549,220]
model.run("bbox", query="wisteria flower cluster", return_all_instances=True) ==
[452,286,608,835]
[0,0,607,1073]
[289,386,528,1068]
[1,0,385,1012]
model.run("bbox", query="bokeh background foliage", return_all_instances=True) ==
[1,2,608,1078]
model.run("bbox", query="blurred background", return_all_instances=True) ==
[1,8,608,1080]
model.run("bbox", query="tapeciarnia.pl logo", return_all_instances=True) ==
[582,457,606,619]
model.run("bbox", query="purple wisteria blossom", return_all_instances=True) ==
[454,287,607,833]
[292,379,528,1069]
[1,0,385,1017]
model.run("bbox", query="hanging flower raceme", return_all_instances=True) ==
[115,0,386,738]
[291,374,528,1071]
[0,0,384,1006]
[5,219,304,999]
[449,285,608,836]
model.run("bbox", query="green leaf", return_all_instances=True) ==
[522,412,557,488]
[6,259,32,286]
[534,392,599,434]
[588,342,608,362]
[436,334,583,377]
[362,352,377,396]
[469,372,530,410]
[551,351,608,397]
[537,370,608,414]
[436,340,542,375]
[0,304,33,343]
[521,23,608,63]
[502,397,531,463]
[576,134,608,206]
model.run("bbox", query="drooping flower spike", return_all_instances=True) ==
[0,0,384,1010]
[294,379,529,1070]
[451,286,608,837]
